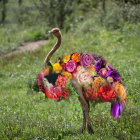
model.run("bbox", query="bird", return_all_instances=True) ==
[37,28,127,134]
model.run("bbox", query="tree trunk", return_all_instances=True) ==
[18,0,22,6]
[102,0,106,13]
[1,0,7,23]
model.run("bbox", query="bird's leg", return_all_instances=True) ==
[71,79,94,134]
[78,97,86,133]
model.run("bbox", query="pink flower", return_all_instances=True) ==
[80,53,93,67]
[65,60,77,73]
[99,68,107,76]
[75,66,93,87]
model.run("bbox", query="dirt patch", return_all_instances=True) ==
[0,40,48,58]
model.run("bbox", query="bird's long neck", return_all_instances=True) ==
[44,34,61,67]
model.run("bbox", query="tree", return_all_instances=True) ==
[0,0,8,23]
[34,0,76,28]
[18,0,22,6]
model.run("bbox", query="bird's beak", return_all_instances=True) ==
[48,30,52,34]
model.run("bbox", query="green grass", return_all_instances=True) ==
[0,19,140,139]
[0,23,48,55]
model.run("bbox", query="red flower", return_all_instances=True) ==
[62,89,70,99]
[84,88,98,101]
[45,85,60,101]
[55,75,68,88]
[98,85,116,102]
[61,62,65,70]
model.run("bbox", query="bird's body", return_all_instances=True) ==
[37,28,127,134]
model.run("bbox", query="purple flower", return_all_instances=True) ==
[94,58,105,72]
[80,53,93,67]
[111,102,123,119]
[92,54,99,61]
[107,65,121,82]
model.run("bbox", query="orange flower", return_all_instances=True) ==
[71,53,81,62]
[93,77,105,93]
[113,82,127,103]
[41,67,49,76]
[87,65,95,71]
[62,71,72,79]
[63,54,71,63]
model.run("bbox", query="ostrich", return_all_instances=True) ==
[37,28,127,134]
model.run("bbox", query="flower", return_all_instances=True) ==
[62,89,70,99]
[93,77,105,93]
[87,65,95,71]
[94,58,105,72]
[62,71,72,79]
[99,68,107,77]
[54,86,63,97]
[80,53,94,67]
[113,82,127,103]
[98,85,116,102]
[37,71,45,93]
[42,68,49,76]
[92,54,99,61]
[75,66,93,87]
[111,102,123,119]
[65,60,77,73]
[55,75,68,88]
[45,84,60,101]
[107,76,114,83]
[107,65,121,82]
[87,65,97,76]
[71,53,81,62]
[52,63,62,73]
[95,58,105,71]
[63,54,71,63]
[84,88,98,100]
[61,62,65,70]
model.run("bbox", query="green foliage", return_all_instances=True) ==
[98,1,140,29]
[34,0,77,28]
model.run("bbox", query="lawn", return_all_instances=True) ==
[0,18,140,139]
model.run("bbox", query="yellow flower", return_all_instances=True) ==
[63,54,71,63]
[52,63,62,73]
[62,71,72,79]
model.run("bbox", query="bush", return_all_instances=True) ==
[34,0,77,28]
[98,1,140,29]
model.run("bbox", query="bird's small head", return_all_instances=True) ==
[48,28,61,38]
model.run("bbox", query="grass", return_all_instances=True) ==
[0,18,140,139]
[0,23,48,55]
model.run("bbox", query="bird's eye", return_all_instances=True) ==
[54,30,58,33]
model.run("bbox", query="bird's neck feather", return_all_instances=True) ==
[44,35,61,67]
